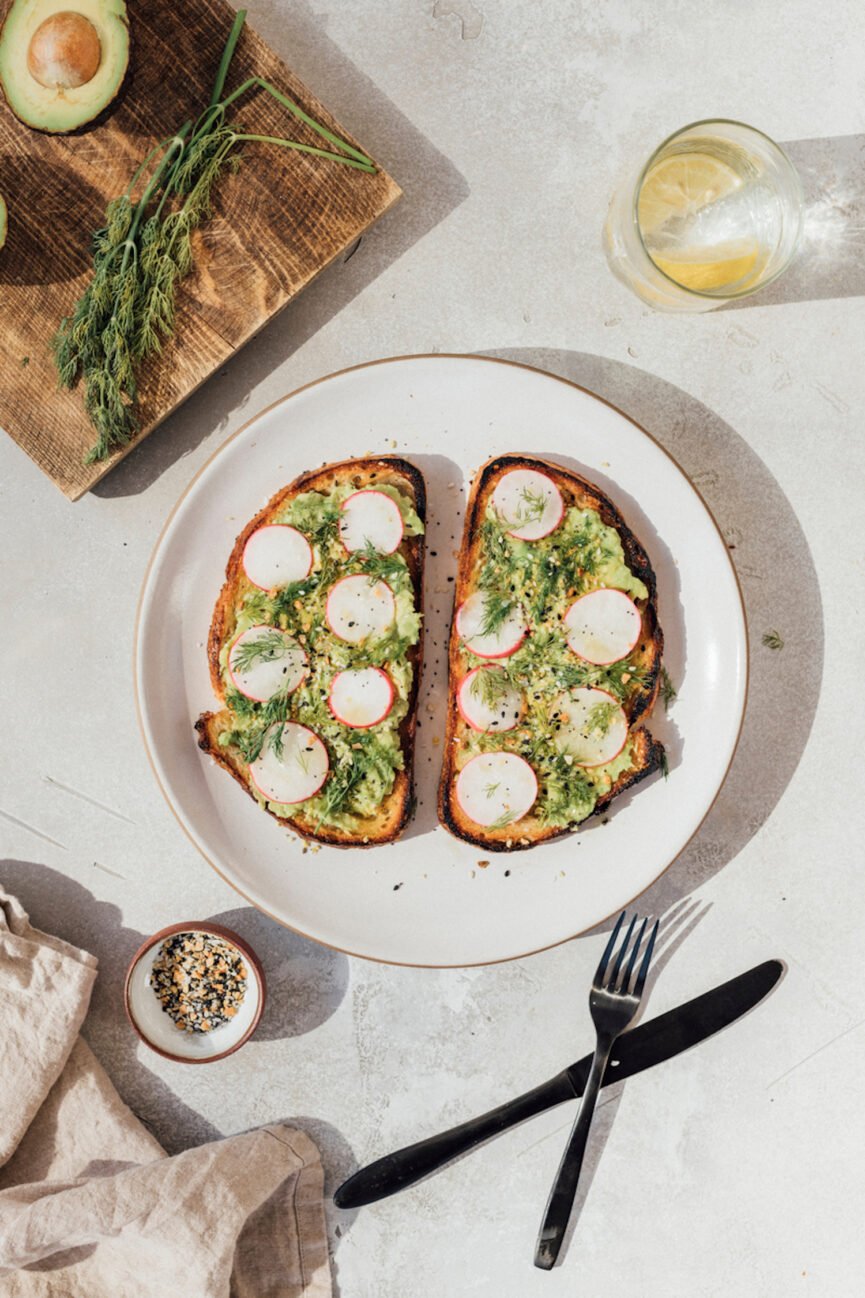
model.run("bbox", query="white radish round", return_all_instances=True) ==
[564,588,641,665]
[552,687,629,767]
[491,468,564,541]
[457,667,523,733]
[329,668,395,728]
[339,490,404,554]
[455,752,538,828]
[456,591,527,659]
[227,626,307,702]
[325,575,396,643]
[242,525,313,590]
[249,723,329,804]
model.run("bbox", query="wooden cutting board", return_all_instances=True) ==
[0,0,400,498]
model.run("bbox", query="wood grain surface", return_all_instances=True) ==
[0,0,400,498]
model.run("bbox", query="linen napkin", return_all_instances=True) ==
[0,889,332,1298]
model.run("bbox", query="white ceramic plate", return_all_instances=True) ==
[136,355,746,967]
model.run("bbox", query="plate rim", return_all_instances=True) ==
[133,352,749,967]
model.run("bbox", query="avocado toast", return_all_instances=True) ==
[196,457,425,847]
[438,454,664,851]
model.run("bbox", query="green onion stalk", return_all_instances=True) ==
[54,10,376,464]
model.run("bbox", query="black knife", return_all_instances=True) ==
[334,959,782,1209]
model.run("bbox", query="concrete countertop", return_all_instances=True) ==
[2,2,864,1293]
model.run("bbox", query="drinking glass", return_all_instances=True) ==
[603,119,804,312]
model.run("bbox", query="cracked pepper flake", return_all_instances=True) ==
[149,932,247,1033]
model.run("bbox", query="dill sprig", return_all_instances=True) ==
[54,9,376,464]
[586,701,618,736]
[231,628,289,672]
[478,589,514,639]
[488,810,516,832]
[470,666,511,709]
[660,667,677,710]
[762,629,784,651]
[353,540,408,586]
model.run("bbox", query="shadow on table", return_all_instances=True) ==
[722,132,865,310]
[92,0,468,500]
[485,348,824,916]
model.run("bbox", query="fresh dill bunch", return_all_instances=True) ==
[54,8,376,465]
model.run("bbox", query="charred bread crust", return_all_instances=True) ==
[438,454,664,852]
[197,457,425,848]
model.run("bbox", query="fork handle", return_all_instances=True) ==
[534,1035,614,1270]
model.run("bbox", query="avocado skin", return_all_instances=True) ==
[0,0,130,134]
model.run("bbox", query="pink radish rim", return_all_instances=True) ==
[556,684,629,768]
[338,490,405,556]
[455,751,539,825]
[564,588,642,666]
[456,599,527,660]
[498,469,564,541]
[248,723,330,805]
[242,525,313,591]
[325,575,396,642]
[328,667,395,728]
[457,666,523,733]
[227,625,308,703]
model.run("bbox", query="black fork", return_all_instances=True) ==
[534,911,659,1270]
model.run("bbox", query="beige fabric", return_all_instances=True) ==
[0,890,332,1298]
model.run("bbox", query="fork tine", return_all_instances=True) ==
[608,915,636,989]
[593,911,625,988]
[619,916,647,992]
[633,918,660,998]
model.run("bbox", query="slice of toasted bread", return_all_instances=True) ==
[196,456,425,848]
[438,454,664,852]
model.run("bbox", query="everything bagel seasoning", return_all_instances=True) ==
[149,932,248,1033]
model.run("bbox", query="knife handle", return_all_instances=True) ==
[333,1069,577,1209]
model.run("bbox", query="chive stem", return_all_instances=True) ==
[210,9,247,108]
[231,133,375,171]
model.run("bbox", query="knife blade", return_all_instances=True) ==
[334,959,782,1209]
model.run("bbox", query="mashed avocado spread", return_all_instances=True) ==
[218,482,423,832]
[459,499,649,829]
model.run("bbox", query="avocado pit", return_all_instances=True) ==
[27,11,101,90]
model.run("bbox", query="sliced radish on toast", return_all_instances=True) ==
[552,686,628,767]
[339,490,404,554]
[457,666,523,733]
[228,626,307,702]
[326,575,396,643]
[329,667,395,728]
[455,752,538,827]
[249,723,329,804]
[564,588,641,665]
[456,590,527,659]
[242,525,313,590]
[491,468,564,541]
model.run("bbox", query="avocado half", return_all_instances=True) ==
[0,0,129,133]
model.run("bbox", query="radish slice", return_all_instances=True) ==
[243,525,313,590]
[325,575,395,643]
[455,752,538,828]
[564,588,642,665]
[249,723,329,804]
[456,591,527,659]
[339,490,404,554]
[491,468,564,541]
[457,666,523,733]
[552,687,628,767]
[329,667,395,728]
[228,626,307,702]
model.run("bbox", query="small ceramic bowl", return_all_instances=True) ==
[124,921,266,1064]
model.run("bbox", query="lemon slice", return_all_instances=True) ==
[650,243,760,292]
[637,151,743,237]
